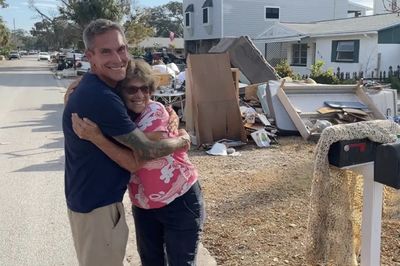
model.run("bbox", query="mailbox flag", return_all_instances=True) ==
[169,31,175,42]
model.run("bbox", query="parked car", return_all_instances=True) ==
[8,51,21,60]
[76,56,90,75]
[66,50,84,61]
[38,52,51,61]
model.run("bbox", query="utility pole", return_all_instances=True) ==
[12,18,16,50]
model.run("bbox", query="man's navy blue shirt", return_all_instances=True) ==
[63,73,136,213]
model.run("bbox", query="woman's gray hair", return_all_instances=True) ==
[82,19,127,50]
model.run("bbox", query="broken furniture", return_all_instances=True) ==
[364,85,398,118]
[276,82,385,140]
[185,53,247,146]
[209,36,278,83]
[152,90,185,117]
[263,80,298,134]
[153,73,173,88]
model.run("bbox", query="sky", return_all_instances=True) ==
[0,0,183,32]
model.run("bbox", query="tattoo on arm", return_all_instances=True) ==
[114,129,187,161]
[91,135,140,173]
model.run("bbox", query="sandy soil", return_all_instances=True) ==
[189,136,400,266]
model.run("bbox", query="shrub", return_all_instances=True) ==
[310,60,339,84]
[0,47,11,57]
[275,59,293,79]
[129,47,144,58]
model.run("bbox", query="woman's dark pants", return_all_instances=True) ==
[132,182,205,266]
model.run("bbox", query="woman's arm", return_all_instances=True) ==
[64,76,82,105]
[71,114,141,173]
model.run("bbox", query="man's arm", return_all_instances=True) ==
[72,114,141,173]
[91,134,141,173]
[114,129,190,161]
[72,114,189,165]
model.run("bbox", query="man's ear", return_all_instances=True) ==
[85,50,93,61]
[85,50,95,69]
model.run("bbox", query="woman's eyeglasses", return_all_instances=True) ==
[124,86,150,95]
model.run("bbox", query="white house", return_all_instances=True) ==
[183,0,371,54]
[254,13,400,77]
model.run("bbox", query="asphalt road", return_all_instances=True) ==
[0,56,77,266]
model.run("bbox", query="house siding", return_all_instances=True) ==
[378,25,400,44]
[183,0,222,41]
[318,35,378,74]
[222,0,348,38]
[183,0,348,42]
[290,35,379,76]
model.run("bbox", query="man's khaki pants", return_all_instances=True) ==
[68,202,129,266]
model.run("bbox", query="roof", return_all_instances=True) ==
[136,37,184,49]
[256,13,400,41]
[185,4,194,12]
[202,0,213,8]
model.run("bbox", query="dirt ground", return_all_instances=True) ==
[189,136,400,266]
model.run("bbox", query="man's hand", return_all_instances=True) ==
[165,105,179,135]
[71,113,103,142]
[64,76,83,105]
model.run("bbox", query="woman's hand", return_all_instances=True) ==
[71,113,103,143]
[165,105,179,135]
[64,76,83,105]
[177,128,191,151]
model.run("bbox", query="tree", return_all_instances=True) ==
[140,1,183,38]
[29,0,131,50]
[10,29,26,48]
[125,19,154,48]
[0,0,7,8]
[382,0,400,13]
[0,17,10,47]
[124,5,154,49]
[30,20,54,51]
[58,0,131,29]
[0,1,11,55]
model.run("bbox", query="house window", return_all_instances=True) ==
[185,12,191,27]
[202,0,212,25]
[331,40,359,63]
[265,7,279,20]
[203,8,209,24]
[291,43,307,66]
[184,4,194,28]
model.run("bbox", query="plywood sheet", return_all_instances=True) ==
[186,53,247,146]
